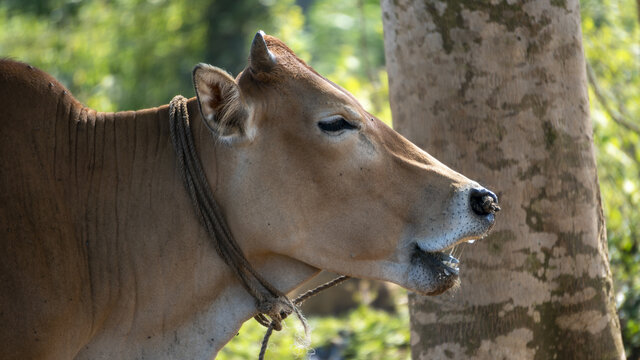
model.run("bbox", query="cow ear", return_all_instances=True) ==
[192,63,251,141]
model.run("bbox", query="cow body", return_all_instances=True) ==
[0,60,279,358]
[1,33,497,359]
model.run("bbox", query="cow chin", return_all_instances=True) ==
[405,246,461,295]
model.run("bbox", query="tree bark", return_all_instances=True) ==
[381,0,626,359]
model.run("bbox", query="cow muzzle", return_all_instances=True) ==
[404,183,500,295]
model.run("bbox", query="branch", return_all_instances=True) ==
[586,61,640,135]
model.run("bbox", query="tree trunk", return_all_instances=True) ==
[381,0,626,359]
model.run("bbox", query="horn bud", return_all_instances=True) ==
[250,30,277,73]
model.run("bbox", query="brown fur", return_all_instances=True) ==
[0,33,494,359]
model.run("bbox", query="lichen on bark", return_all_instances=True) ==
[422,0,551,54]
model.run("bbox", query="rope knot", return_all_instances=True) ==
[255,296,294,331]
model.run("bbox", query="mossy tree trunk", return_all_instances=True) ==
[381,0,626,358]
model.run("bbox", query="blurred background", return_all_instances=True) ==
[1,0,637,358]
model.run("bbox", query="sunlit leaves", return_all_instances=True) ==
[218,305,411,360]
[304,0,391,125]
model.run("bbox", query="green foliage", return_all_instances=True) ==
[581,0,640,357]
[0,0,305,112]
[0,0,390,122]
[1,0,205,111]
[218,305,410,359]
[304,0,391,123]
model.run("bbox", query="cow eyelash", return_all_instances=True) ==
[318,117,359,134]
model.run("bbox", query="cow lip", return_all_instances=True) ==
[414,246,460,278]
[411,235,482,292]
[415,234,482,254]
[434,251,460,275]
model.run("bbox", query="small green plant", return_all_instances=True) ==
[219,304,411,359]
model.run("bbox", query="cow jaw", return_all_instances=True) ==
[407,240,472,295]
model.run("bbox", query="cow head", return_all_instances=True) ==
[192,31,498,296]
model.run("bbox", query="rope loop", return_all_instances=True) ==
[168,95,350,359]
[170,95,282,313]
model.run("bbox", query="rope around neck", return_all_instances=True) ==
[169,95,300,331]
[168,95,350,358]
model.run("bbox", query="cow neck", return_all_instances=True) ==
[167,95,307,335]
[168,95,352,359]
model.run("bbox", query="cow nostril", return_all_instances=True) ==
[469,188,500,216]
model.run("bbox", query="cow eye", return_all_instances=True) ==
[318,117,358,134]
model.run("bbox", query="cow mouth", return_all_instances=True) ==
[410,237,480,295]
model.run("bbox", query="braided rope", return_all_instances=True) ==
[168,95,350,358]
